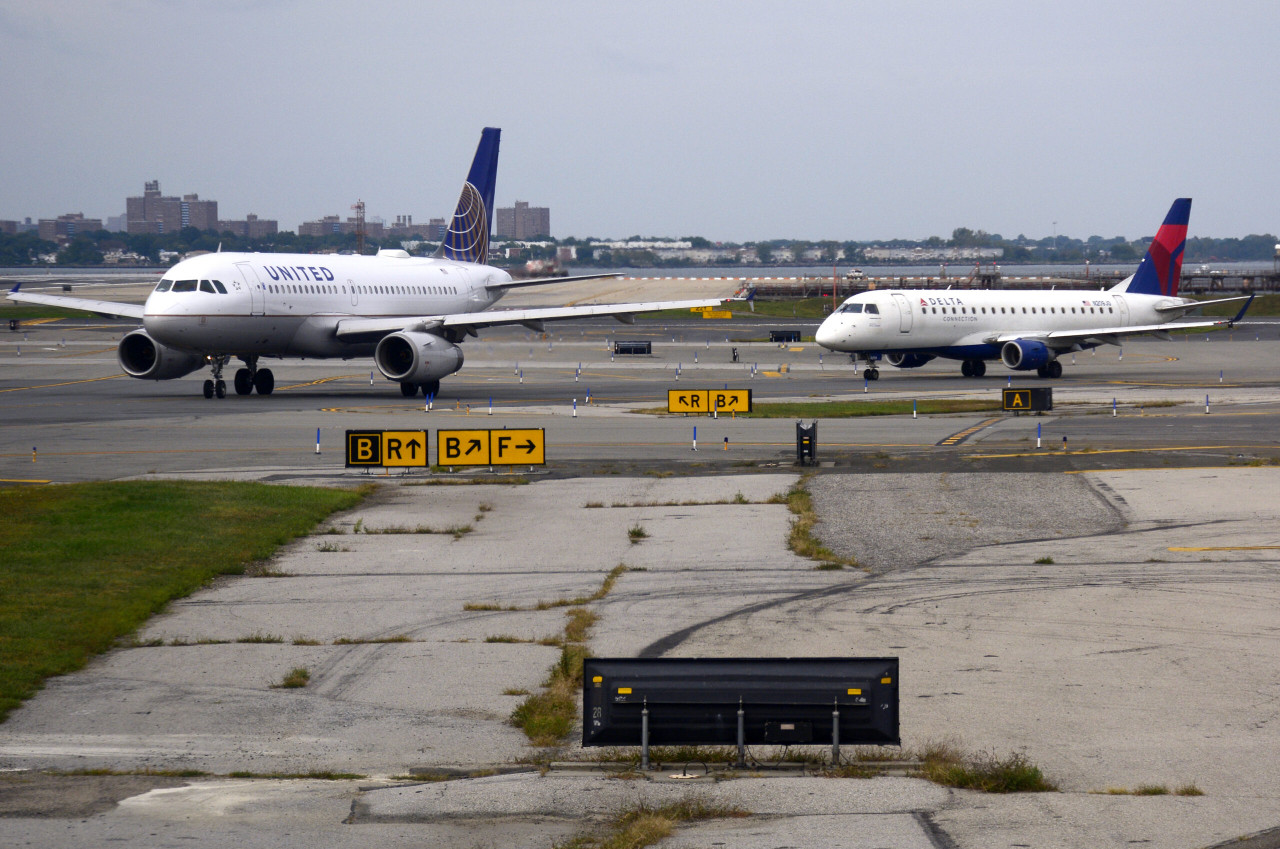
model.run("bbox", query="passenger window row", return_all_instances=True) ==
[921,305,1114,315]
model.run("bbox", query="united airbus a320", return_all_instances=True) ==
[8,128,720,398]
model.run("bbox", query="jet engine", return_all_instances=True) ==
[374,331,465,384]
[117,330,204,380]
[1000,339,1053,371]
[885,353,935,369]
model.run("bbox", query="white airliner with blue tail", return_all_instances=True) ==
[8,128,720,398]
[814,199,1252,379]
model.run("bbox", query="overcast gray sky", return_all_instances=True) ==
[2,0,1277,242]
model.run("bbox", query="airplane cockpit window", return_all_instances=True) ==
[155,279,173,292]
[864,303,880,315]
[198,280,216,294]
[172,280,198,292]
[212,280,227,294]
[839,303,863,313]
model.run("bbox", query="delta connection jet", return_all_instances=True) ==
[814,199,1252,379]
[8,128,720,398]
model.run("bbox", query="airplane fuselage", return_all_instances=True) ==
[814,288,1152,360]
[144,251,510,358]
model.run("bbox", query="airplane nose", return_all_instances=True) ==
[815,318,840,349]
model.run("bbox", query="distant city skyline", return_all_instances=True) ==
[3,2,1278,242]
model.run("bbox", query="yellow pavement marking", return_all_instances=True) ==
[973,445,1242,460]
[279,374,363,390]
[0,374,125,393]
[937,417,1000,446]
[1168,546,1280,552]
[0,478,52,484]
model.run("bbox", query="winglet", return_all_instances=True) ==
[434,127,500,264]
[1123,198,1191,297]
[1229,293,1255,325]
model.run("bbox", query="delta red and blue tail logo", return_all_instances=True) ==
[1127,198,1191,297]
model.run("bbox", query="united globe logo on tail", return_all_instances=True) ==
[438,182,489,263]
[436,126,501,264]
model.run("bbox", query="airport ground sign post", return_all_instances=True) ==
[667,389,752,416]
[1002,387,1053,414]
[437,428,545,467]
[345,430,429,469]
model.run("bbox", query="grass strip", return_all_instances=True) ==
[918,742,1056,793]
[769,478,860,569]
[509,568,626,746]
[632,399,1000,418]
[555,801,750,849]
[0,480,366,722]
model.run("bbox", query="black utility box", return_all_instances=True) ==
[614,340,652,355]
[769,330,802,343]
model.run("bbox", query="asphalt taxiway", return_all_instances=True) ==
[3,300,1280,849]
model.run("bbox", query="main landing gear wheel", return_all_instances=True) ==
[400,381,418,397]
[1036,361,1063,379]
[252,368,274,395]
[961,359,986,377]
[203,379,214,399]
[234,368,253,396]
[420,379,440,397]
[865,368,880,381]
[214,379,226,399]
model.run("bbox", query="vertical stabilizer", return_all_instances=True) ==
[1116,198,1191,296]
[435,127,501,263]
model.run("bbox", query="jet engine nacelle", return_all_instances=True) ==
[117,330,204,380]
[886,353,935,369]
[374,331,465,384]
[1000,339,1053,371]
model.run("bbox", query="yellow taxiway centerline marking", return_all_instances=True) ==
[0,374,125,393]
[279,375,364,390]
[973,445,1242,460]
[1168,546,1280,551]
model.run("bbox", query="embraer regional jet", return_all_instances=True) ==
[814,198,1252,379]
[8,128,720,398]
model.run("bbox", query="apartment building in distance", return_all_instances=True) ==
[127,181,218,234]
[495,201,550,239]
[217,213,279,239]
[297,215,386,240]
[38,213,104,241]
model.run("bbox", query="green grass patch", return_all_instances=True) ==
[273,667,311,689]
[2,304,102,320]
[746,399,1001,418]
[920,747,1056,793]
[555,800,750,849]
[770,478,860,569]
[226,770,365,780]
[1190,293,1280,317]
[0,481,366,722]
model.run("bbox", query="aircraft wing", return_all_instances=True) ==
[987,316,1244,348]
[6,289,145,319]
[484,272,623,292]
[334,298,721,342]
